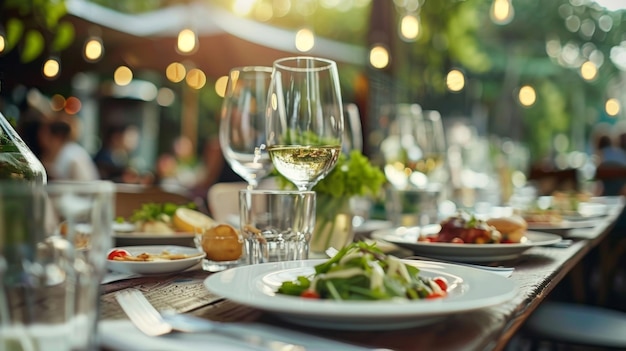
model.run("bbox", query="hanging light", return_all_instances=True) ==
[399,13,420,42]
[369,44,390,69]
[42,56,61,79]
[295,28,315,52]
[490,0,515,25]
[83,36,104,62]
[177,28,198,54]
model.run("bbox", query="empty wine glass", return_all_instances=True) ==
[381,105,447,189]
[266,56,344,191]
[342,103,363,155]
[219,66,273,189]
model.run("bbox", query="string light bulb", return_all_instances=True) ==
[177,28,198,54]
[399,13,420,42]
[490,0,514,25]
[42,57,61,79]
[83,37,104,62]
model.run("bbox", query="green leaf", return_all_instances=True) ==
[20,29,44,63]
[51,21,74,52]
[5,18,24,52]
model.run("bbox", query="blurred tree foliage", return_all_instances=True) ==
[1,0,74,62]
[3,0,625,163]
[394,0,625,161]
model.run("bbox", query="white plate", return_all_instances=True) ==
[371,225,562,262]
[204,259,516,330]
[353,220,393,235]
[107,245,204,275]
[525,219,597,231]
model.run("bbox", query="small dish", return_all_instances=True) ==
[107,245,204,275]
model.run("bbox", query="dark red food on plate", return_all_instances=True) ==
[423,212,502,244]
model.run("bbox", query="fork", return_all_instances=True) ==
[116,289,378,351]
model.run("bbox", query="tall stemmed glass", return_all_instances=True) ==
[266,56,344,191]
[220,66,274,189]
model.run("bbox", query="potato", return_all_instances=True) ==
[201,224,243,261]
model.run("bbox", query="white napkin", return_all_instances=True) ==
[101,272,141,284]
[98,320,257,351]
[98,319,376,351]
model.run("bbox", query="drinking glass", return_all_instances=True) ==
[381,106,447,189]
[220,66,274,189]
[239,189,316,264]
[266,56,344,191]
[0,180,114,351]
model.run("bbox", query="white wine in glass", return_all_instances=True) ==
[219,66,273,188]
[266,56,344,191]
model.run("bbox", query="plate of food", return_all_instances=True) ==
[107,245,205,275]
[204,242,516,330]
[371,213,562,262]
[517,193,607,232]
[113,204,216,246]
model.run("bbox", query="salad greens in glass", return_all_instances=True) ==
[277,242,448,301]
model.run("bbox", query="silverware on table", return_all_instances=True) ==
[115,288,377,351]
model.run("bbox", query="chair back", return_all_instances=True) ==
[114,184,196,219]
[207,178,279,223]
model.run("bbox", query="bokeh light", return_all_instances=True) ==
[518,85,536,107]
[166,62,186,83]
[177,29,197,54]
[84,38,103,62]
[0,35,5,53]
[215,75,229,98]
[156,87,175,106]
[114,66,133,86]
[446,69,465,92]
[295,28,315,52]
[43,58,60,79]
[399,14,420,41]
[605,98,621,116]
[64,96,81,115]
[580,61,597,80]
[50,94,65,111]
[186,68,206,89]
[490,0,514,25]
[369,44,389,69]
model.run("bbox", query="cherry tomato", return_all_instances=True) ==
[107,249,130,260]
[432,277,448,291]
[300,290,320,299]
[426,292,446,299]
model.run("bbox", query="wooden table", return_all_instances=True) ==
[99,198,624,351]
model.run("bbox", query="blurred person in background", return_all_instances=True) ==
[93,123,139,183]
[38,115,99,181]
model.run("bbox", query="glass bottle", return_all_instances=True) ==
[0,112,47,184]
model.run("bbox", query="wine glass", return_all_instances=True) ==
[381,106,447,189]
[411,110,447,187]
[266,56,344,191]
[219,66,274,189]
[342,103,363,155]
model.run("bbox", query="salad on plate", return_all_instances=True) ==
[277,242,448,301]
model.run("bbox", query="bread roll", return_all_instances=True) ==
[486,215,527,243]
[201,224,243,261]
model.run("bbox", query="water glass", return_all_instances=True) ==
[0,180,114,351]
[386,185,441,227]
[239,190,315,264]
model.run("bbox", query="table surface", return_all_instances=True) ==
[99,198,624,351]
